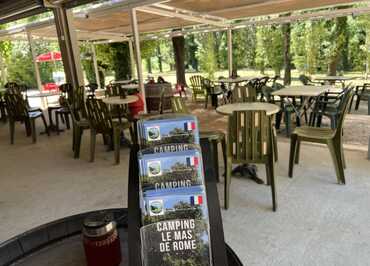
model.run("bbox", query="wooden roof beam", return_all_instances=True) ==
[137,4,229,28]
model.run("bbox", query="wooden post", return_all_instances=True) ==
[26,31,43,92]
[128,39,136,79]
[130,8,147,113]
[91,43,101,89]
[227,28,233,77]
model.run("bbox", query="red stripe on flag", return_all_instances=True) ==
[191,122,196,130]
[198,196,203,205]
[194,157,199,166]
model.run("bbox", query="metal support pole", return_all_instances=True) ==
[128,39,136,79]
[130,8,147,113]
[53,7,84,91]
[91,43,101,89]
[26,31,43,92]
[227,28,233,77]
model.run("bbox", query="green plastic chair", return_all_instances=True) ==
[4,92,49,144]
[189,75,206,102]
[171,96,189,114]
[171,96,227,182]
[86,98,132,164]
[288,89,354,184]
[226,110,277,211]
[66,93,90,159]
[232,84,257,103]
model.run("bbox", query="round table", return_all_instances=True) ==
[217,102,280,116]
[0,208,243,266]
[102,95,138,105]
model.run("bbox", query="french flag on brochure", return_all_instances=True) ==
[186,156,199,167]
[184,121,196,131]
[190,195,203,205]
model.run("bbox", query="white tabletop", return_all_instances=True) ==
[218,77,250,83]
[27,91,61,98]
[216,102,280,116]
[315,76,353,81]
[102,95,138,105]
[271,85,333,97]
[120,84,139,89]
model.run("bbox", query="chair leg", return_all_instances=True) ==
[284,110,291,137]
[90,129,96,162]
[224,158,232,209]
[327,140,345,184]
[31,119,37,143]
[114,128,120,165]
[272,127,278,162]
[355,94,361,111]
[25,119,31,136]
[275,111,282,130]
[9,120,15,144]
[294,140,301,164]
[64,114,70,130]
[48,108,53,126]
[288,134,297,178]
[40,114,49,136]
[56,113,60,135]
[74,128,83,159]
[267,156,277,212]
[221,136,227,178]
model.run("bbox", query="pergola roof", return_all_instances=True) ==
[0,0,369,43]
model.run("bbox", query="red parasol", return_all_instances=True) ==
[36,51,62,62]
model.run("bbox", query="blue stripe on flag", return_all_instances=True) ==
[190,196,194,206]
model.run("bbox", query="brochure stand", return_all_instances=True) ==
[128,141,241,266]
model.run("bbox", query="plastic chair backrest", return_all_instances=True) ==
[232,85,257,103]
[4,93,28,120]
[171,97,189,114]
[86,98,113,134]
[228,110,270,163]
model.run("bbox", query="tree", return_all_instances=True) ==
[282,22,291,84]
[256,25,284,75]
[172,35,187,86]
[185,35,198,71]
[327,17,348,75]
[196,33,217,79]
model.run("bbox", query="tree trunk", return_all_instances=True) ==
[146,58,152,73]
[283,23,291,85]
[157,45,163,73]
[172,35,187,86]
[328,17,348,76]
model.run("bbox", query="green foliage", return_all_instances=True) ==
[80,43,96,84]
[6,40,59,88]
[256,25,284,75]
[196,33,217,79]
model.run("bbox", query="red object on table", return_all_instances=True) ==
[42,83,59,91]
[128,93,144,116]
[83,213,122,266]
